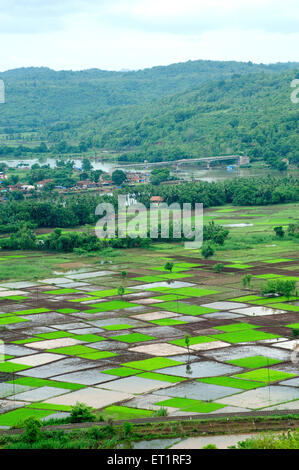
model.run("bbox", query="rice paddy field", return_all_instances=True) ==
[0,202,299,428]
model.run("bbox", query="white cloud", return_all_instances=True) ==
[0,0,298,70]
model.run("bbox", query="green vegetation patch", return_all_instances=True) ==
[157,301,218,316]
[270,303,299,312]
[12,338,43,344]
[263,259,293,264]
[224,264,253,269]
[234,369,296,383]
[149,318,187,326]
[0,316,28,325]
[110,333,157,343]
[0,408,53,427]
[56,308,80,314]
[138,372,185,383]
[227,356,282,369]
[7,377,85,390]
[101,406,154,420]
[153,294,187,301]
[210,329,281,343]
[36,332,71,340]
[47,345,100,356]
[183,402,226,413]
[78,351,118,360]
[0,362,31,373]
[102,367,138,377]
[101,324,136,331]
[122,357,183,371]
[229,295,263,302]
[133,275,165,283]
[27,403,73,412]
[16,308,52,315]
[86,300,139,313]
[90,288,132,298]
[43,288,81,295]
[165,287,219,297]
[198,376,265,390]
[170,336,215,347]
[159,273,192,280]
[70,334,106,342]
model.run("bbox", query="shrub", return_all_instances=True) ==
[69,402,96,423]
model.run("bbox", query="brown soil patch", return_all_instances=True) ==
[55,262,86,269]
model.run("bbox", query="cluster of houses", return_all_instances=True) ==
[0,170,151,199]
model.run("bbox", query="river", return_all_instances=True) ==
[0,157,296,183]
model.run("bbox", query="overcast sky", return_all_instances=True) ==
[0,0,298,71]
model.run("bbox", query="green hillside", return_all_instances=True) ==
[0,60,298,167]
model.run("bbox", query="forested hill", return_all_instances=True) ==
[0,60,298,168]
[0,60,298,129]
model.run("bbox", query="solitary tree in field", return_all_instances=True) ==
[201,243,214,259]
[242,274,252,289]
[118,286,125,298]
[274,226,285,238]
[164,262,174,273]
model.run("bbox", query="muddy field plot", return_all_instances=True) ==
[0,252,299,426]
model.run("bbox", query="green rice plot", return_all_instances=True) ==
[0,363,31,373]
[157,301,218,316]
[183,402,226,413]
[165,287,219,297]
[215,323,259,333]
[122,357,183,371]
[149,318,187,326]
[86,300,139,313]
[16,308,52,315]
[133,275,165,283]
[27,403,73,412]
[286,323,299,329]
[254,274,284,279]
[263,259,293,264]
[170,336,216,347]
[43,288,81,295]
[154,397,201,408]
[46,345,100,356]
[56,308,80,314]
[101,324,136,331]
[102,367,139,377]
[12,338,43,344]
[70,334,106,342]
[101,406,154,420]
[7,377,85,390]
[149,266,190,273]
[159,273,192,280]
[227,356,282,369]
[270,303,299,312]
[210,329,280,344]
[224,264,253,269]
[138,372,186,383]
[153,294,187,301]
[0,355,13,361]
[36,332,71,340]
[0,408,53,427]
[90,288,132,298]
[0,316,28,325]
[110,333,157,343]
[229,295,263,302]
[198,377,265,390]
[234,369,296,383]
[77,351,118,360]
[6,295,28,301]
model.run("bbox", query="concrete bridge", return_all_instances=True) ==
[116,155,250,170]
